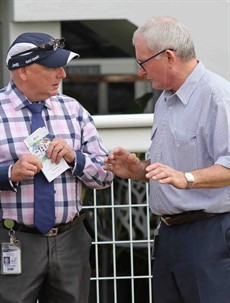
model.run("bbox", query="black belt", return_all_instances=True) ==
[1,211,85,236]
[161,210,218,226]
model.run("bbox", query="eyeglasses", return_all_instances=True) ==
[136,48,174,71]
[11,38,66,58]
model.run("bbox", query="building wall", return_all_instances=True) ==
[0,0,229,86]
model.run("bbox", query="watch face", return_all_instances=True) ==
[185,173,194,182]
[184,172,194,189]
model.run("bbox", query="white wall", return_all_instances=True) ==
[1,0,229,84]
[11,0,229,81]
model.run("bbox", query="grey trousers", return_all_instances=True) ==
[0,221,92,303]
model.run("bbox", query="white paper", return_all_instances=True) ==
[24,127,69,182]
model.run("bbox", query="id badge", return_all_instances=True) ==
[1,242,22,275]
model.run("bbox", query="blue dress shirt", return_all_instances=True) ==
[148,62,230,215]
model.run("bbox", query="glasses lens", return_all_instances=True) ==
[43,42,55,51]
[51,38,65,50]
[41,38,65,52]
[58,38,65,49]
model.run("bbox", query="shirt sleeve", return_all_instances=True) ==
[72,109,114,189]
[209,96,230,168]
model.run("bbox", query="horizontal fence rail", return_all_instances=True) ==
[93,113,154,152]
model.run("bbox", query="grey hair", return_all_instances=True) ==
[132,16,196,61]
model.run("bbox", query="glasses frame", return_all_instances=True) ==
[11,38,66,58]
[136,48,174,71]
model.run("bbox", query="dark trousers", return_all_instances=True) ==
[0,221,92,303]
[152,212,230,303]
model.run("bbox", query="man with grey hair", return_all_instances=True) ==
[105,16,230,303]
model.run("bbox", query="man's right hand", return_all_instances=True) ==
[11,154,43,182]
[104,146,149,182]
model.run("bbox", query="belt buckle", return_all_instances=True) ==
[161,216,171,226]
[45,228,58,237]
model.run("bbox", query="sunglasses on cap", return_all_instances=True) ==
[11,38,66,58]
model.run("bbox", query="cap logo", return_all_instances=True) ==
[25,54,40,64]
[12,63,20,68]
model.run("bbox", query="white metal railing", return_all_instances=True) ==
[84,114,156,303]
[93,113,153,152]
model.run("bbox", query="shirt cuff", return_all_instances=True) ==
[72,151,85,177]
[0,166,18,191]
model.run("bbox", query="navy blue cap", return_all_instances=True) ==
[6,32,79,70]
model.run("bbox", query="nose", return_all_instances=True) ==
[57,67,66,79]
[137,67,146,77]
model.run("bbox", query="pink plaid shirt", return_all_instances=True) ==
[0,81,114,225]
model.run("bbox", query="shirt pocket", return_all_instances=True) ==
[170,129,197,170]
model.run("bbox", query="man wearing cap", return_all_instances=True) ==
[0,32,114,303]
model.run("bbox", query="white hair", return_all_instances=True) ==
[132,16,196,61]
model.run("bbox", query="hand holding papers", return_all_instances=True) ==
[24,127,69,182]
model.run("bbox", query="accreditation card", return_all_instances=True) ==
[1,242,22,274]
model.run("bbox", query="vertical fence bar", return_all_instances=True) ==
[146,182,153,303]
[93,189,100,303]
[111,182,118,303]
[128,179,135,303]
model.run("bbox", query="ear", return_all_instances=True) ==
[166,49,175,64]
[17,67,28,81]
